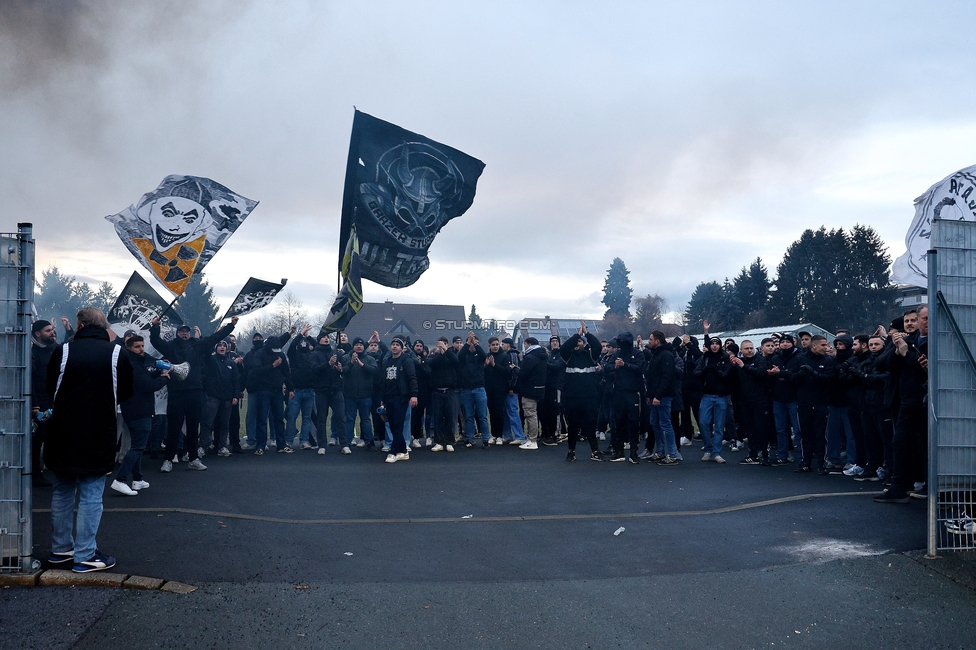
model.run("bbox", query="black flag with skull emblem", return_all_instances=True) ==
[221,277,288,321]
[338,110,486,289]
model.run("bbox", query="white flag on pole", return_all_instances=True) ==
[892,164,976,287]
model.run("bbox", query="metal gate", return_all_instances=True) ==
[0,224,35,573]
[928,218,976,555]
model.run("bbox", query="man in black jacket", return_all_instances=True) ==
[540,335,566,446]
[792,335,836,473]
[427,336,459,452]
[382,337,418,463]
[31,319,60,487]
[457,332,492,449]
[644,331,680,464]
[769,334,802,464]
[286,325,318,450]
[200,340,240,457]
[150,315,237,471]
[731,340,773,466]
[875,305,929,503]
[309,333,346,455]
[559,323,603,462]
[342,336,378,450]
[517,337,547,450]
[603,332,644,464]
[45,308,134,573]
[112,335,170,495]
[244,328,293,455]
[695,337,733,464]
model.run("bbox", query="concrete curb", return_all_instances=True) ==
[0,568,195,593]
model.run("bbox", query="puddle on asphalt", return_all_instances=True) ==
[776,538,890,562]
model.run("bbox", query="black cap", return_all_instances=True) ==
[177,325,192,333]
[31,319,51,335]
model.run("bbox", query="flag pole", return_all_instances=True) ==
[159,295,180,319]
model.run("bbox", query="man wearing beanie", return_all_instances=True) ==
[31,319,58,486]
[381,336,418,463]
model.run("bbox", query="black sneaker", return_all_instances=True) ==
[795,464,812,473]
[47,551,74,566]
[541,438,558,447]
[657,455,679,466]
[482,440,490,449]
[566,450,576,462]
[738,456,761,465]
[463,441,474,449]
[72,550,116,573]
[771,458,790,467]
[628,454,640,465]
[590,450,602,462]
[760,458,771,467]
[609,453,626,462]
[874,488,910,504]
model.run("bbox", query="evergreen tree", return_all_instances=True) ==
[34,267,77,324]
[715,278,744,331]
[176,273,220,333]
[92,281,117,314]
[732,258,771,317]
[768,226,897,332]
[684,281,724,332]
[602,257,633,318]
[468,304,482,330]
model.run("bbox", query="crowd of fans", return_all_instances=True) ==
[31,307,929,506]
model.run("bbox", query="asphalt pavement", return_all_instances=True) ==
[4,440,974,649]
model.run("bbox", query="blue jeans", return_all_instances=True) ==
[459,387,490,443]
[117,417,151,482]
[698,394,728,455]
[504,393,525,441]
[251,390,286,450]
[650,397,678,457]
[773,401,799,461]
[51,473,107,563]
[345,397,374,444]
[826,405,854,465]
[286,388,316,443]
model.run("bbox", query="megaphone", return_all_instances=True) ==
[155,360,190,381]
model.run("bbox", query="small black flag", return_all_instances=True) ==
[108,271,185,330]
[222,277,287,321]
[338,110,485,289]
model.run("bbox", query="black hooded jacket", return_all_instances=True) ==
[150,321,235,393]
[559,332,603,400]
[457,343,487,390]
[518,345,548,400]
[644,340,678,401]
[695,341,733,397]
[426,347,459,390]
[602,332,645,394]
[245,332,293,393]
[769,345,802,403]
[736,353,772,405]
[791,349,836,407]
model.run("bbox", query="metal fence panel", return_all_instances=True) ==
[930,219,976,553]
[0,225,34,572]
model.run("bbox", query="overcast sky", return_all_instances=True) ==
[3,1,975,327]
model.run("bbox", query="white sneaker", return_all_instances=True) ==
[299,442,312,450]
[317,448,326,455]
[598,432,606,441]
[395,452,410,461]
[385,453,398,463]
[355,439,366,448]
[132,480,150,490]
[508,439,523,445]
[197,447,206,458]
[240,443,255,451]
[495,437,504,445]
[328,437,338,446]
[425,437,433,447]
[180,453,189,462]
[160,460,173,473]
[411,439,422,449]
[381,444,391,452]
[701,453,712,462]
[431,444,445,452]
[624,443,630,450]
[268,440,277,448]
[680,437,692,447]
[519,441,539,450]
[341,446,352,455]
[446,445,455,452]
[713,455,726,464]
[188,459,208,471]
[843,464,864,477]
[110,480,138,496]
[217,447,231,457]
